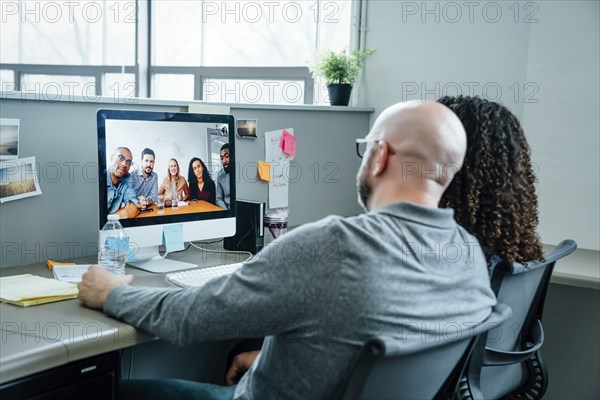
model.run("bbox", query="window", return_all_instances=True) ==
[203,79,306,105]
[1,0,355,104]
[153,74,195,100]
[0,0,136,98]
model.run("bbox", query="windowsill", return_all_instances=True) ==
[547,245,600,290]
[0,91,375,113]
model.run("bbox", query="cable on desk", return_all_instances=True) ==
[194,238,224,244]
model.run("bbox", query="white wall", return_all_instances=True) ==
[360,0,599,250]
[523,1,600,250]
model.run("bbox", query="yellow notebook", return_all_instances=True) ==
[0,274,78,307]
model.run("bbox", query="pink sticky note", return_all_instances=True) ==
[281,130,296,157]
[279,134,286,151]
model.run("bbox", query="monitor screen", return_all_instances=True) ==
[97,109,236,256]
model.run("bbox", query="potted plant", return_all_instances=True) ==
[309,48,376,106]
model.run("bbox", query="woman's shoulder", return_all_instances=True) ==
[179,177,190,187]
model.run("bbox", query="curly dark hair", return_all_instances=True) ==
[437,95,543,264]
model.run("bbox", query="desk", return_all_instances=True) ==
[546,245,600,290]
[0,246,246,388]
[0,264,156,386]
[135,200,223,219]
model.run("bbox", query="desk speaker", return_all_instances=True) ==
[224,200,265,254]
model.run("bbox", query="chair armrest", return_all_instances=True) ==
[482,319,544,366]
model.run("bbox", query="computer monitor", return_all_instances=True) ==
[97,109,236,273]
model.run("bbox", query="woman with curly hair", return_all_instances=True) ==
[437,95,543,264]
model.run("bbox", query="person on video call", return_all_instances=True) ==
[107,147,140,219]
[132,148,159,210]
[158,158,189,205]
[188,157,216,204]
[215,143,231,210]
[78,101,496,400]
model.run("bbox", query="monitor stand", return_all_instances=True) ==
[127,246,197,273]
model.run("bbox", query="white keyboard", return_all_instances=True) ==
[165,262,243,288]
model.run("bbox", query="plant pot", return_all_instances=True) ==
[327,84,353,106]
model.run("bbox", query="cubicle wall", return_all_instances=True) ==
[0,94,372,268]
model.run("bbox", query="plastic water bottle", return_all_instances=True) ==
[171,181,179,210]
[98,214,127,277]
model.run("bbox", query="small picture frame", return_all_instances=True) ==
[0,118,20,160]
[207,123,229,137]
[237,119,258,139]
[0,156,43,203]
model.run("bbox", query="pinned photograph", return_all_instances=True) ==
[207,123,229,137]
[237,119,258,139]
[0,157,42,203]
[0,118,20,160]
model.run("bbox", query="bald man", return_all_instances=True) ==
[107,147,140,219]
[78,101,496,400]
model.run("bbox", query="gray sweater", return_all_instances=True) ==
[215,170,230,209]
[105,202,496,399]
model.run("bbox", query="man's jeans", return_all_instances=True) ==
[120,379,236,400]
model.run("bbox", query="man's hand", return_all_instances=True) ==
[77,265,133,309]
[138,196,147,210]
[115,202,139,219]
[225,351,261,386]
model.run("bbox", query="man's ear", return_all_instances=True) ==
[372,142,389,176]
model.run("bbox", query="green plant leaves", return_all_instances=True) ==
[309,48,376,86]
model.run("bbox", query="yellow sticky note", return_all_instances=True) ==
[47,260,76,271]
[258,161,272,182]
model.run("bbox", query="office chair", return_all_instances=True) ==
[456,239,578,400]
[335,304,511,400]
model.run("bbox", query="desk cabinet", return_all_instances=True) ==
[0,351,119,400]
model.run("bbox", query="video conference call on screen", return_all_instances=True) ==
[98,110,235,227]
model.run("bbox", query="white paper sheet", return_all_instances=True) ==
[52,265,91,283]
[264,128,293,209]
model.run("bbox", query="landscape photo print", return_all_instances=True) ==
[0,157,42,203]
[0,118,20,160]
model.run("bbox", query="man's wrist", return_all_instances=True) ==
[102,281,124,310]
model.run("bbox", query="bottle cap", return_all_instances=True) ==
[107,214,120,221]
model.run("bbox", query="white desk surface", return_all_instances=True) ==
[546,245,600,290]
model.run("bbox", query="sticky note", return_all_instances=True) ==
[281,129,296,157]
[105,237,129,252]
[163,224,185,252]
[258,160,272,182]
[47,260,76,270]
[279,133,286,151]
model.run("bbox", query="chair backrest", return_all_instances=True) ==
[336,304,511,400]
[460,239,577,400]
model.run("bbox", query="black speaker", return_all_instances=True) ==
[224,200,265,254]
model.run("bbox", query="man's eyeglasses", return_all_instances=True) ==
[116,154,133,166]
[355,138,397,159]
[355,138,375,158]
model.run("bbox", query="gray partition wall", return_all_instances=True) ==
[0,94,372,268]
